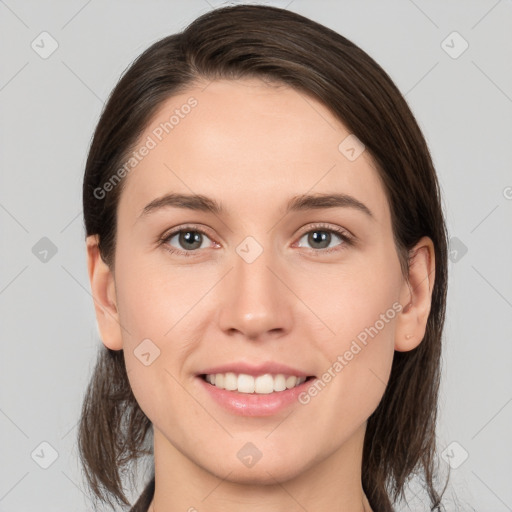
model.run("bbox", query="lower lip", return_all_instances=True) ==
[197,376,315,417]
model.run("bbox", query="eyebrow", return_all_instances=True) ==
[138,192,375,220]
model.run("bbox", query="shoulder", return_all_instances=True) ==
[129,476,155,512]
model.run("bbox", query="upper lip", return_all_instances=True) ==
[199,362,314,378]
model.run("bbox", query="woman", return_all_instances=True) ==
[79,4,449,511]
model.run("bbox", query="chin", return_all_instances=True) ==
[201,453,312,485]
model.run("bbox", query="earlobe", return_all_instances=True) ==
[86,235,123,351]
[395,236,435,352]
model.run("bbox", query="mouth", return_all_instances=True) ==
[200,372,316,395]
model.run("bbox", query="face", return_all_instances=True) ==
[108,78,408,483]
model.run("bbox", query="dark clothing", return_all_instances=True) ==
[129,476,155,512]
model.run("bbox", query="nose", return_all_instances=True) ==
[216,242,294,341]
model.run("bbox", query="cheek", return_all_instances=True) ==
[114,248,212,344]
[299,255,400,423]
[294,246,401,347]
[113,250,223,422]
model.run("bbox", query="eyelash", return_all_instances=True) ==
[159,223,354,258]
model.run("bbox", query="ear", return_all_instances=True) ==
[86,235,123,350]
[395,236,435,352]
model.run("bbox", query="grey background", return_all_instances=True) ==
[1,0,511,510]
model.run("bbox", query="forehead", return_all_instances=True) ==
[118,78,390,225]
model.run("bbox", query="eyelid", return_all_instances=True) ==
[295,222,353,240]
[160,223,216,242]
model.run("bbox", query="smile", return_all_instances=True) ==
[202,373,312,394]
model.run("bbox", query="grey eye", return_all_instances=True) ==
[167,230,211,251]
[297,230,343,250]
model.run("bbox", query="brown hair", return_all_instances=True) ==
[79,4,449,510]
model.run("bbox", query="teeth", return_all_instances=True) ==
[214,373,224,388]
[224,372,237,391]
[238,373,255,393]
[204,373,307,394]
[255,374,274,394]
[286,376,297,389]
[273,374,287,391]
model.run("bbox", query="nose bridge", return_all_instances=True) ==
[217,237,292,339]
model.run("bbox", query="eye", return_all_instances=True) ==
[295,224,353,254]
[161,226,214,256]
[159,223,354,258]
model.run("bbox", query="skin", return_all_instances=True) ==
[87,78,435,512]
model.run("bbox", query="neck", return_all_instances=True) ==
[148,422,373,512]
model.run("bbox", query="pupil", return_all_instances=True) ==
[309,231,330,249]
